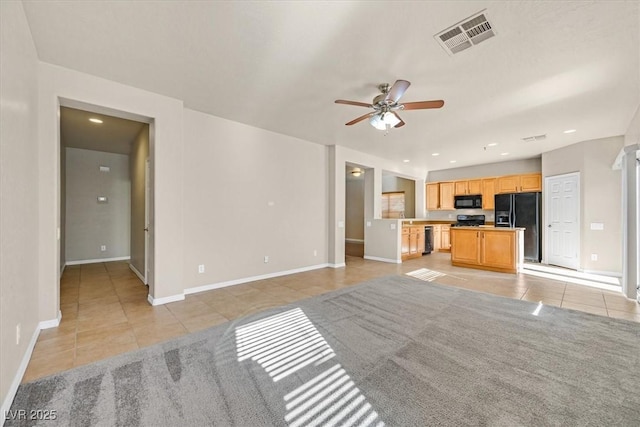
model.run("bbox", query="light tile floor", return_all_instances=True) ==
[23,252,639,382]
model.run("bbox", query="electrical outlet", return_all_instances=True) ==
[198,264,205,273]
[264,256,269,263]
[100,245,107,252]
[16,324,21,345]
[591,254,598,261]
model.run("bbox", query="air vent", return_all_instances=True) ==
[522,134,547,143]
[435,10,495,55]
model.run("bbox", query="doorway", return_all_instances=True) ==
[345,163,365,257]
[59,106,151,285]
[545,172,580,269]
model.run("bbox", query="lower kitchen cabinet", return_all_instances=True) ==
[401,226,425,260]
[450,227,523,273]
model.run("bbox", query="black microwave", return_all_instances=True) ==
[454,194,482,209]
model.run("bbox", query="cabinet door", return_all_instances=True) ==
[480,230,515,269]
[409,228,418,255]
[467,179,482,195]
[451,229,480,264]
[439,183,455,210]
[520,173,542,192]
[432,225,442,250]
[417,229,425,254]
[440,225,451,250]
[482,178,496,210]
[496,175,520,193]
[454,181,468,195]
[426,183,440,210]
[401,229,410,255]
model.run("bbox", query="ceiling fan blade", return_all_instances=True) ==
[401,100,445,110]
[345,112,375,126]
[385,80,411,103]
[335,99,372,108]
[392,112,405,128]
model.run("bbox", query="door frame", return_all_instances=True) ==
[144,157,150,284]
[544,172,580,269]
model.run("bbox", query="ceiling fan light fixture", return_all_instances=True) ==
[370,111,400,130]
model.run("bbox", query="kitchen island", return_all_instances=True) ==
[450,226,524,274]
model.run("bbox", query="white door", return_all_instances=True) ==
[545,173,580,269]
[144,158,149,285]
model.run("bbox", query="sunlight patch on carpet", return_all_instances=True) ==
[406,268,446,282]
[235,308,384,426]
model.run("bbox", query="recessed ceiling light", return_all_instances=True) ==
[432,153,440,156]
[487,142,498,147]
[449,160,457,163]
[89,118,103,124]
[563,129,576,134]
[501,152,509,156]
[403,159,410,163]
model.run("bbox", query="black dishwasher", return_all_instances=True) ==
[423,226,434,254]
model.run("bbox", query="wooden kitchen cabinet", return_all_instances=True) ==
[432,224,442,250]
[440,225,451,252]
[451,227,522,273]
[497,173,542,194]
[426,183,440,210]
[439,182,455,210]
[401,226,425,260]
[481,178,496,210]
[454,179,482,195]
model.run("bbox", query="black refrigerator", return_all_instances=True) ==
[494,192,542,262]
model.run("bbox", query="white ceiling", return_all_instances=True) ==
[60,107,146,155]
[23,1,639,172]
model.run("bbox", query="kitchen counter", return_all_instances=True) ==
[450,227,524,273]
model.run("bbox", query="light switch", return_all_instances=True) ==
[366,221,372,227]
[338,221,344,228]
[97,196,108,203]
[390,223,396,230]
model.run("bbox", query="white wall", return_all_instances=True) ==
[37,62,184,311]
[65,148,130,262]
[542,137,624,274]
[328,145,427,266]
[130,126,149,277]
[181,109,329,289]
[0,0,41,414]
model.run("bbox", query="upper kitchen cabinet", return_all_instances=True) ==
[439,182,455,210]
[454,179,482,195]
[426,183,439,210]
[481,178,496,210]
[496,173,542,194]
[426,182,455,210]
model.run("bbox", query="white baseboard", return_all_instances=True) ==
[1,309,62,425]
[39,310,62,330]
[345,238,364,244]
[328,263,346,268]
[66,256,130,266]
[128,263,146,284]
[184,263,330,295]
[147,293,185,306]
[364,255,401,264]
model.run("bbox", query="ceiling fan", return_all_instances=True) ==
[335,80,444,130]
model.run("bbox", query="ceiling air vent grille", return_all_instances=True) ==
[435,10,496,55]
[522,134,547,143]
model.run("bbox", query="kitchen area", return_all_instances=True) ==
[364,169,542,274]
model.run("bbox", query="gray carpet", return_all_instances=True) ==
[7,276,640,426]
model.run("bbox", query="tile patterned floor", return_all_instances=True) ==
[23,252,639,382]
